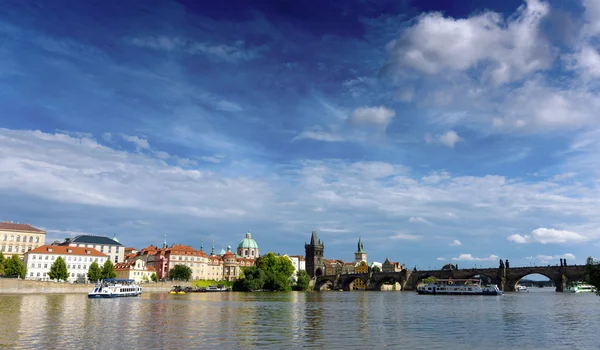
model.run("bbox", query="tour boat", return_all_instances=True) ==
[88,279,142,298]
[516,285,528,292]
[202,285,229,292]
[417,279,503,296]
[565,282,596,293]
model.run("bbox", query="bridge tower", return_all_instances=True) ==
[305,230,325,278]
[354,237,367,263]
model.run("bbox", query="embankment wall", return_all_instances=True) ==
[0,279,193,294]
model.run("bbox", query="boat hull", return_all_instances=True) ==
[417,290,502,296]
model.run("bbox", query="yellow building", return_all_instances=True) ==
[0,222,46,260]
[353,261,369,290]
[114,259,156,283]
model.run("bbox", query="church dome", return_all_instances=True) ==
[238,232,258,249]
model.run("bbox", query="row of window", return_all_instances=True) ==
[1,245,36,253]
[2,234,41,243]
[76,243,119,254]
[30,263,91,270]
[28,272,86,278]
[29,255,99,262]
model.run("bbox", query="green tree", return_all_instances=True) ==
[585,256,600,296]
[293,270,310,291]
[48,256,69,281]
[87,261,102,282]
[0,251,5,276]
[150,273,158,282]
[240,265,266,291]
[372,266,381,273]
[169,264,192,281]
[101,260,116,279]
[4,255,27,279]
[254,253,295,291]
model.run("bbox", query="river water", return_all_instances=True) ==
[0,288,598,349]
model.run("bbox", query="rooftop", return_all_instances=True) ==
[27,245,108,257]
[61,235,123,246]
[0,222,45,233]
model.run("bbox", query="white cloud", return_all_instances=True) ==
[130,37,262,62]
[386,0,552,84]
[421,171,451,184]
[450,240,462,246]
[408,216,431,225]
[120,134,150,151]
[293,129,344,142]
[438,130,462,148]
[452,253,499,261]
[437,257,446,261]
[349,106,396,128]
[508,228,590,244]
[0,129,272,218]
[319,227,351,233]
[525,253,576,264]
[390,232,422,240]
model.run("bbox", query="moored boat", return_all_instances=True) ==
[565,282,596,293]
[169,285,186,294]
[417,278,503,296]
[88,279,142,298]
[202,285,229,292]
[516,285,527,292]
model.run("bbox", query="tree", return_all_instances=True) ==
[169,264,192,281]
[87,261,102,282]
[101,260,116,279]
[4,255,27,279]
[252,253,295,291]
[48,256,69,281]
[150,273,158,282]
[239,266,266,291]
[293,270,310,291]
[585,256,600,296]
[372,266,381,273]
[0,251,5,276]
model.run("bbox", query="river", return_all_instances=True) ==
[0,288,598,349]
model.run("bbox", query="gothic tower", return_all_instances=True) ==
[354,237,367,263]
[305,230,325,278]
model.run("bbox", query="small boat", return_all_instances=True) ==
[88,279,142,298]
[565,282,596,293]
[169,285,186,295]
[417,278,503,296]
[516,285,528,292]
[202,285,229,292]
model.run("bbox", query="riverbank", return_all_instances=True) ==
[0,278,194,294]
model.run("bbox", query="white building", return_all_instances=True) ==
[286,255,306,280]
[24,245,108,283]
[59,234,124,263]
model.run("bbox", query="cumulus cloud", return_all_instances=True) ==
[525,253,576,264]
[508,228,590,244]
[425,131,462,148]
[293,129,344,142]
[349,106,396,128]
[386,0,552,84]
[437,257,446,261]
[120,134,150,151]
[452,254,499,261]
[450,240,462,246]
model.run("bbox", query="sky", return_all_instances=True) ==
[1,0,599,270]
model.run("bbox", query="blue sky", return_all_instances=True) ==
[1,0,600,269]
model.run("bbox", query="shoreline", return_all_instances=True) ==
[0,279,193,295]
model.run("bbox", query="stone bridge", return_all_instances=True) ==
[315,265,587,292]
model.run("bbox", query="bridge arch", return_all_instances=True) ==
[507,270,560,292]
[342,276,369,291]
[374,276,403,291]
[315,278,334,291]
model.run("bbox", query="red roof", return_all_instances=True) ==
[0,222,45,233]
[27,245,107,257]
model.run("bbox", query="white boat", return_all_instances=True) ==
[516,285,528,292]
[565,282,596,293]
[88,278,143,298]
[417,279,503,296]
[203,285,229,292]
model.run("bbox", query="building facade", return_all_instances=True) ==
[286,255,306,280]
[114,259,156,282]
[0,222,46,260]
[24,245,108,283]
[382,258,404,272]
[305,231,326,278]
[60,234,124,263]
[354,237,367,263]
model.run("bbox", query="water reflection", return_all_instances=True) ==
[1,291,600,349]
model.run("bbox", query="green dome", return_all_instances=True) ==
[238,232,258,249]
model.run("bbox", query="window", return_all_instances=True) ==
[29,236,33,243]
[35,237,39,243]
[16,236,20,242]
[108,246,112,253]
[1,245,4,252]
[8,246,12,252]
[37,272,40,277]
[10,235,14,241]
[2,234,5,241]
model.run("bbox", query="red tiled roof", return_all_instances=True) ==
[27,245,107,257]
[0,222,45,233]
